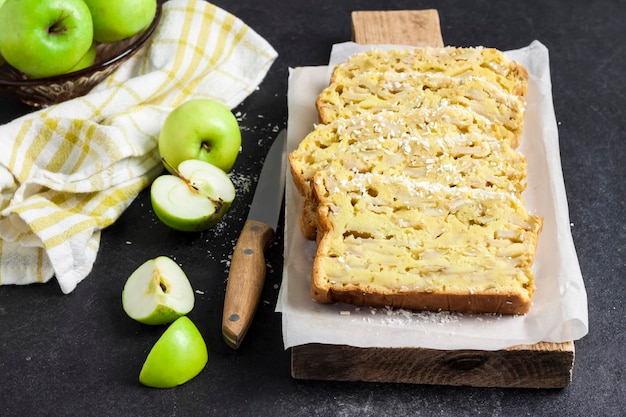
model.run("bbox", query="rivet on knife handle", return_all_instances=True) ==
[222,219,275,349]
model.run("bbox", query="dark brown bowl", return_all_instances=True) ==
[0,2,162,107]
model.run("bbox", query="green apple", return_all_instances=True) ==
[158,99,242,174]
[0,0,94,79]
[83,0,157,43]
[0,0,5,66]
[151,159,236,232]
[139,316,208,388]
[122,256,195,325]
[67,42,97,73]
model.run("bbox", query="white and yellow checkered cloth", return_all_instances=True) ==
[0,0,277,293]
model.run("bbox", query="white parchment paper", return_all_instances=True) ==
[276,40,589,351]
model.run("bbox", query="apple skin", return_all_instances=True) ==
[67,42,97,73]
[158,99,242,174]
[83,0,157,43]
[122,256,195,325]
[139,316,208,388]
[0,0,5,66]
[0,0,94,79]
[151,159,236,232]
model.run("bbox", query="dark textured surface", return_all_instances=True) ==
[1,0,625,416]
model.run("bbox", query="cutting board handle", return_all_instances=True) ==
[351,10,444,46]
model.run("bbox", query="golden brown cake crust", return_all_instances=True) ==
[311,283,534,315]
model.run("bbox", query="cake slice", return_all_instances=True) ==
[311,167,543,315]
[316,70,526,149]
[328,47,528,97]
[319,47,528,148]
[289,108,528,240]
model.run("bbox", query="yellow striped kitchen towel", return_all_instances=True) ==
[0,0,277,293]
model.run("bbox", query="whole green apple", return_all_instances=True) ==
[83,0,157,43]
[0,0,5,66]
[158,99,242,174]
[139,316,208,388]
[0,0,94,79]
[151,159,236,232]
[122,256,195,325]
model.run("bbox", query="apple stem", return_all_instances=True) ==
[201,142,211,153]
[161,158,199,192]
[161,158,178,174]
[48,14,71,36]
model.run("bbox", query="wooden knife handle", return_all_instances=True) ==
[222,219,275,349]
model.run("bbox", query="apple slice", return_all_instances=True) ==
[139,316,208,388]
[151,159,236,232]
[122,256,195,325]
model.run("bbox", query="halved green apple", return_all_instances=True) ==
[122,256,195,325]
[150,159,236,232]
[139,316,208,388]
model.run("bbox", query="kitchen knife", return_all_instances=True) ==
[222,129,287,349]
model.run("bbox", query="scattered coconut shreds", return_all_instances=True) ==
[209,218,227,236]
[195,289,205,295]
[341,305,463,327]
[229,171,253,195]
[235,111,247,122]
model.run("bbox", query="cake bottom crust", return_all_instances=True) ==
[312,285,532,316]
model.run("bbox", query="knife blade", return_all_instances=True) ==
[222,129,287,349]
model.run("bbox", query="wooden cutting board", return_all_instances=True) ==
[290,10,575,389]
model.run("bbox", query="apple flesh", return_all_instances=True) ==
[0,0,94,78]
[139,316,208,388]
[158,99,242,174]
[151,159,236,232]
[122,256,195,325]
[83,0,157,43]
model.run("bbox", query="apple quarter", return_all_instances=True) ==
[122,256,195,325]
